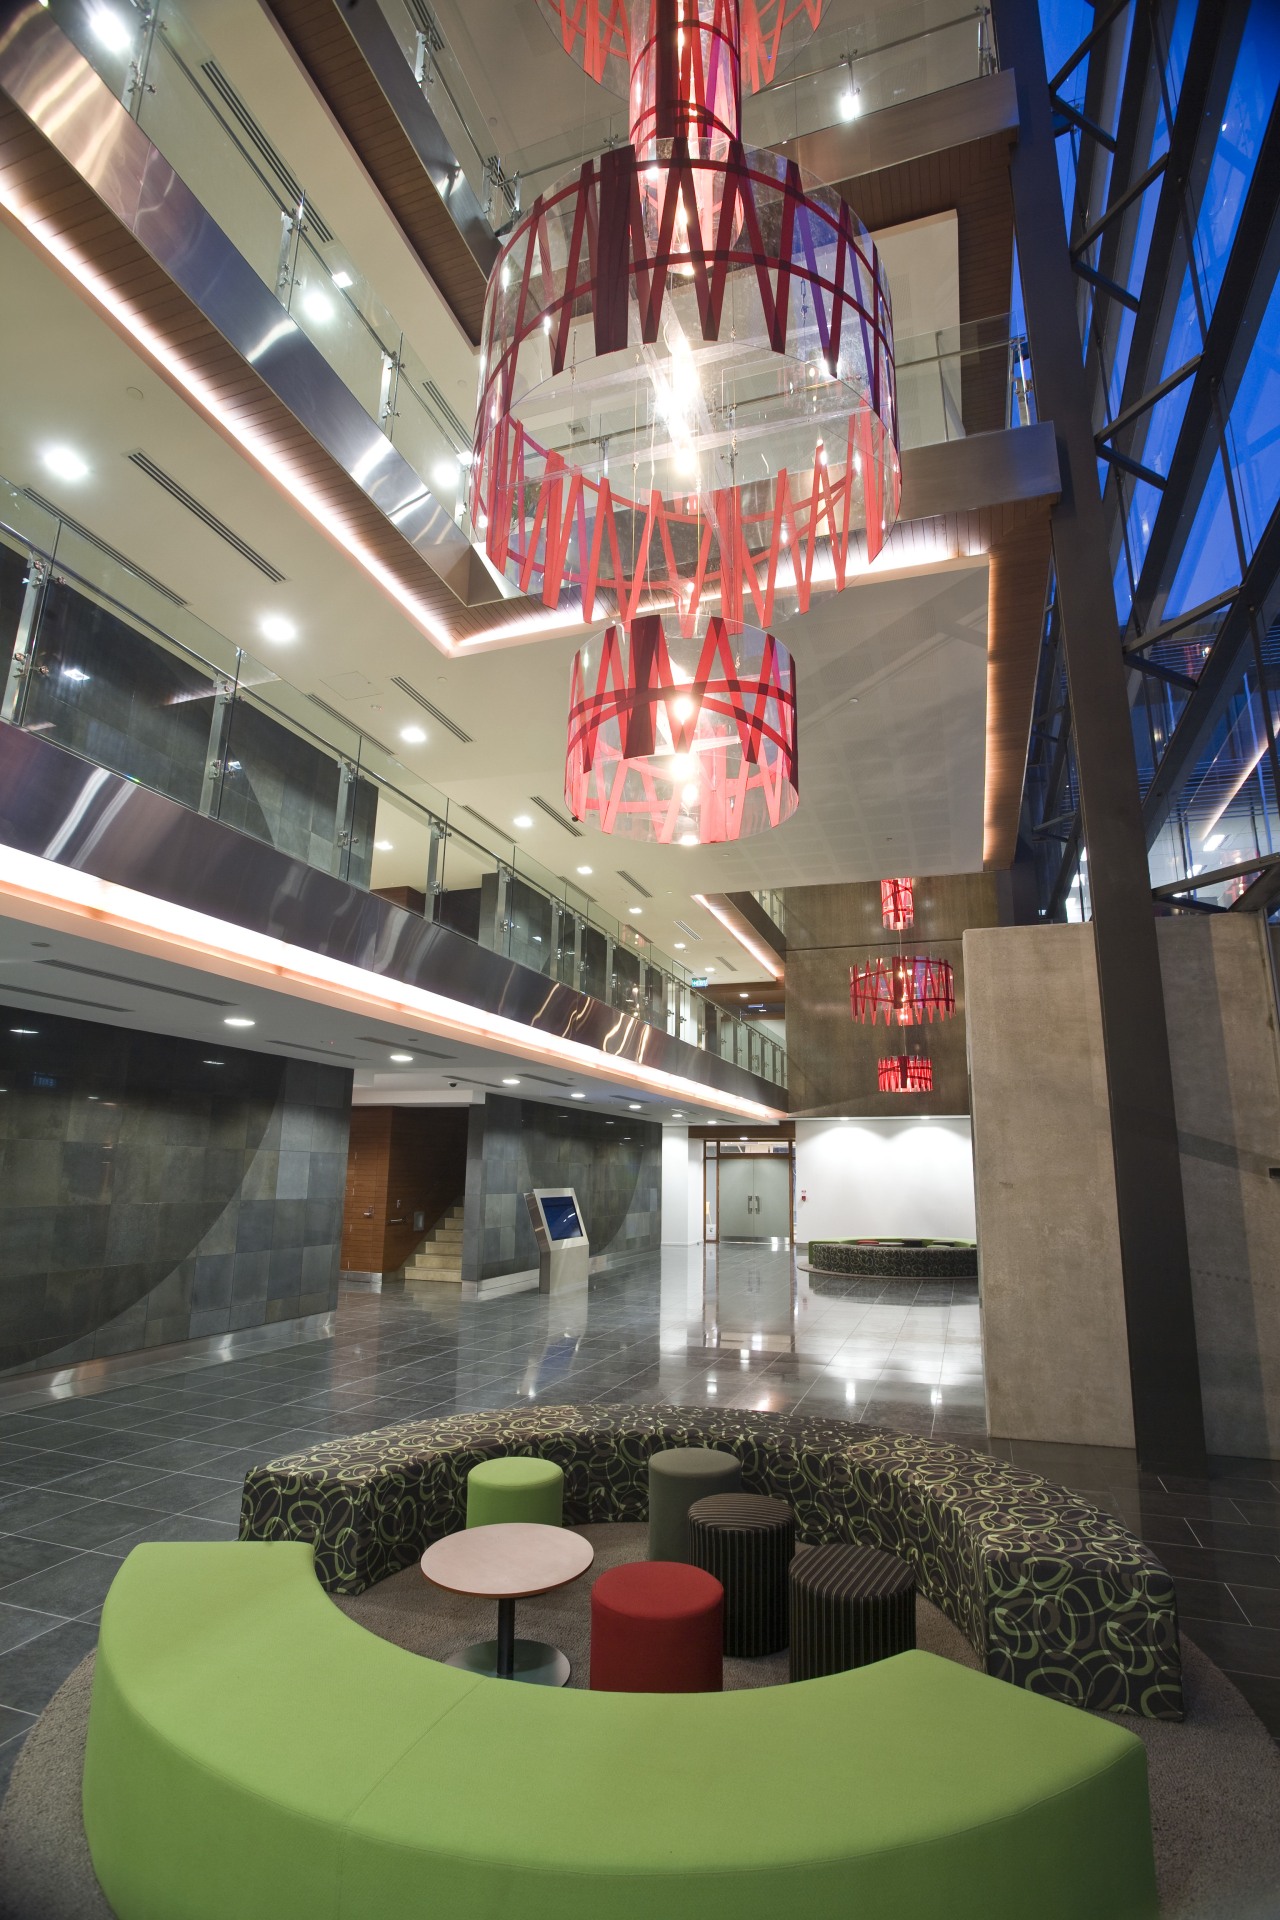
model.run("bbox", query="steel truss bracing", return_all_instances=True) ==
[997,0,1208,1469]
[1020,0,1280,926]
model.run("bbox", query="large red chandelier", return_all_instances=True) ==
[850,955,955,1026]
[878,1054,934,1094]
[471,0,900,844]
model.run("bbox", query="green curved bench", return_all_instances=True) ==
[83,1541,1158,1920]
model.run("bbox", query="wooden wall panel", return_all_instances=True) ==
[340,1106,469,1272]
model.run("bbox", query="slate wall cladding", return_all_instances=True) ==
[462,1096,661,1282]
[0,1007,352,1375]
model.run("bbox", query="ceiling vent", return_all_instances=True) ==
[22,489,186,607]
[391,676,473,742]
[715,955,739,972]
[616,870,652,897]
[127,453,286,583]
[673,918,702,939]
[305,695,394,760]
[459,804,508,839]
[520,1071,573,1088]
[199,62,335,243]
[14,984,129,1013]
[41,959,233,1004]
[529,795,582,837]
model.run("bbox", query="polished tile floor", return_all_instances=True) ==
[0,1244,1276,1796]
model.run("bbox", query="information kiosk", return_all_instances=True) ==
[523,1189,590,1295]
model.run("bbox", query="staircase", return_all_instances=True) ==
[400,1202,465,1285]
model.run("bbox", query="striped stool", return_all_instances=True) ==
[688,1493,794,1657]
[789,1544,916,1682]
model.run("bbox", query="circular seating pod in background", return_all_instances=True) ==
[239,1404,1184,1720]
[806,1241,979,1280]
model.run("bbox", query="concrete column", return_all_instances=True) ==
[965,924,1135,1449]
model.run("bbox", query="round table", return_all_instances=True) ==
[420,1522,594,1686]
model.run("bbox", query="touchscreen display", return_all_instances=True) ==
[541,1195,583,1242]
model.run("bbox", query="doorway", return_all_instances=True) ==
[715,1149,793,1243]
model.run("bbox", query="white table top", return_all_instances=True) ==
[420,1523,594,1600]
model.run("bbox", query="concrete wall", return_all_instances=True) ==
[1160,916,1280,1459]
[965,924,1134,1449]
[794,1117,976,1244]
[0,1007,351,1376]
[967,917,1280,1458]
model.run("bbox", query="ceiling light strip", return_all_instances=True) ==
[691,894,783,981]
[0,847,784,1121]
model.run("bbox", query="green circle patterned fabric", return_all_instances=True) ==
[238,1405,1182,1721]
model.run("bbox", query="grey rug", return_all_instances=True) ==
[3,1525,1280,1919]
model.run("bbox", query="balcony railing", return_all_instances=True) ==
[0,480,786,1090]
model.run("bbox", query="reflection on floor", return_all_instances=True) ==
[0,1245,1276,1793]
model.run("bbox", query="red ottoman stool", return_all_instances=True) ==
[590,1562,724,1693]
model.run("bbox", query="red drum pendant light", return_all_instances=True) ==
[878,1055,934,1094]
[880,876,914,930]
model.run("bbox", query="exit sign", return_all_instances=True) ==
[691,975,709,988]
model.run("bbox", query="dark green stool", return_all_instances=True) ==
[647,1447,742,1562]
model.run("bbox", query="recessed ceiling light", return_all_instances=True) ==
[400,725,427,744]
[202,1059,224,1066]
[432,459,461,491]
[223,1016,255,1028]
[704,966,715,973]
[629,1102,641,1109]
[300,289,335,326]
[10,1027,37,1035]
[89,7,132,54]
[739,992,748,999]
[673,941,686,950]
[571,1091,586,1100]
[374,839,394,851]
[331,270,354,289]
[678,832,698,846]
[513,814,533,829]
[628,906,642,916]
[672,1110,684,1117]
[390,1052,414,1063]
[42,445,89,482]
[576,865,593,876]
[502,1076,521,1085]
[259,614,297,645]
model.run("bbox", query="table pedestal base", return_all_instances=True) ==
[445,1638,571,1686]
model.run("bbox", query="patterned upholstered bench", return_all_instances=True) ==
[806,1241,979,1279]
[239,1405,1182,1720]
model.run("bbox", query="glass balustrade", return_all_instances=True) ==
[0,479,786,1091]
[45,0,473,523]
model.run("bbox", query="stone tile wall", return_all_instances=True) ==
[461,1095,661,1283]
[0,1007,352,1376]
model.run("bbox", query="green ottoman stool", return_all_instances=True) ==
[466,1456,563,1529]
[648,1447,743,1562]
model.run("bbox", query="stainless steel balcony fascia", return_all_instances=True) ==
[320,0,500,283]
[0,723,784,1110]
[0,4,502,611]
